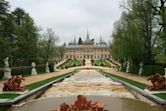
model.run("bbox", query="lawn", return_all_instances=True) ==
[100,70,166,101]
[0,70,77,99]
[60,59,83,69]
[94,59,111,67]
[0,93,20,99]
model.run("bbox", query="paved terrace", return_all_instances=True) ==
[0,66,151,92]
[103,68,151,86]
[0,69,74,91]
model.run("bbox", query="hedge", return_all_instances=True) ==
[94,59,111,67]
[0,65,51,80]
[143,65,164,76]
[58,59,83,69]
[120,65,165,76]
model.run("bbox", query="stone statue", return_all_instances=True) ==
[45,62,50,73]
[139,62,143,76]
[4,57,9,68]
[119,64,122,71]
[146,74,166,91]
[52,95,106,111]
[126,61,130,73]
[54,63,57,71]
[3,75,25,91]
[31,62,37,75]
[3,57,12,79]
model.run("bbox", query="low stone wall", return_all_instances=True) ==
[100,70,166,105]
[0,71,77,106]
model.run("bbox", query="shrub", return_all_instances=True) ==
[48,63,54,72]
[100,63,104,66]
[130,66,140,74]
[143,65,164,76]
[12,67,31,77]
[121,66,126,72]
[36,65,45,73]
[0,65,46,80]
[0,69,4,79]
[120,65,164,76]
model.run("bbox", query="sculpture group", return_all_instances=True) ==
[52,95,107,111]
[147,74,166,91]
[3,75,25,91]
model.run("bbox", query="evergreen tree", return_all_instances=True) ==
[13,8,39,65]
[78,37,83,45]
[0,0,13,66]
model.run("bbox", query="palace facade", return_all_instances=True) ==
[64,32,110,60]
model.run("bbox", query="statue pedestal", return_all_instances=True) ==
[126,67,129,73]
[46,66,50,73]
[139,67,143,76]
[31,67,37,76]
[3,68,12,79]
[119,66,122,71]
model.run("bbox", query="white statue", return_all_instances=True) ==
[54,63,57,71]
[139,62,143,76]
[126,61,130,73]
[31,62,36,68]
[119,64,122,71]
[4,57,9,68]
[31,62,37,75]
[3,57,11,79]
[45,62,50,73]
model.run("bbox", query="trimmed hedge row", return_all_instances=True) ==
[0,64,55,80]
[120,65,165,76]
[58,59,83,69]
[94,59,111,67]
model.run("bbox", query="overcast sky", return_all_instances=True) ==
[7,0,123,44]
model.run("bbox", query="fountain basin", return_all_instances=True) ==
[7,96,166,111]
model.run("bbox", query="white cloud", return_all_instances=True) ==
[7,0,122,44]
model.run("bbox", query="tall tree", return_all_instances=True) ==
[0,0,15,66]
[111,0,159,65]
[38,28,59,63]
[78,37,83,45]
[111,12,145,65]
[13,8,39,65]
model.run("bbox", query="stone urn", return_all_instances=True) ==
[31,62,37,75]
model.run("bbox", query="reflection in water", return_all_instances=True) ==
[42,70,134,98]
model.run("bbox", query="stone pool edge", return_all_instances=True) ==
[99,70,166,105]
[0,70,78,106]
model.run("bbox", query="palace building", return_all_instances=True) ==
[64,32,110,60]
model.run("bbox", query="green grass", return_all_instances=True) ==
[94,59,111,67]
[0,70,76,99]
[25,71,75,90]
[154,94,166,100]
[101,70,147,89]
[60,59,83,68]
[0,93,20,99]
[100,70,166,101]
